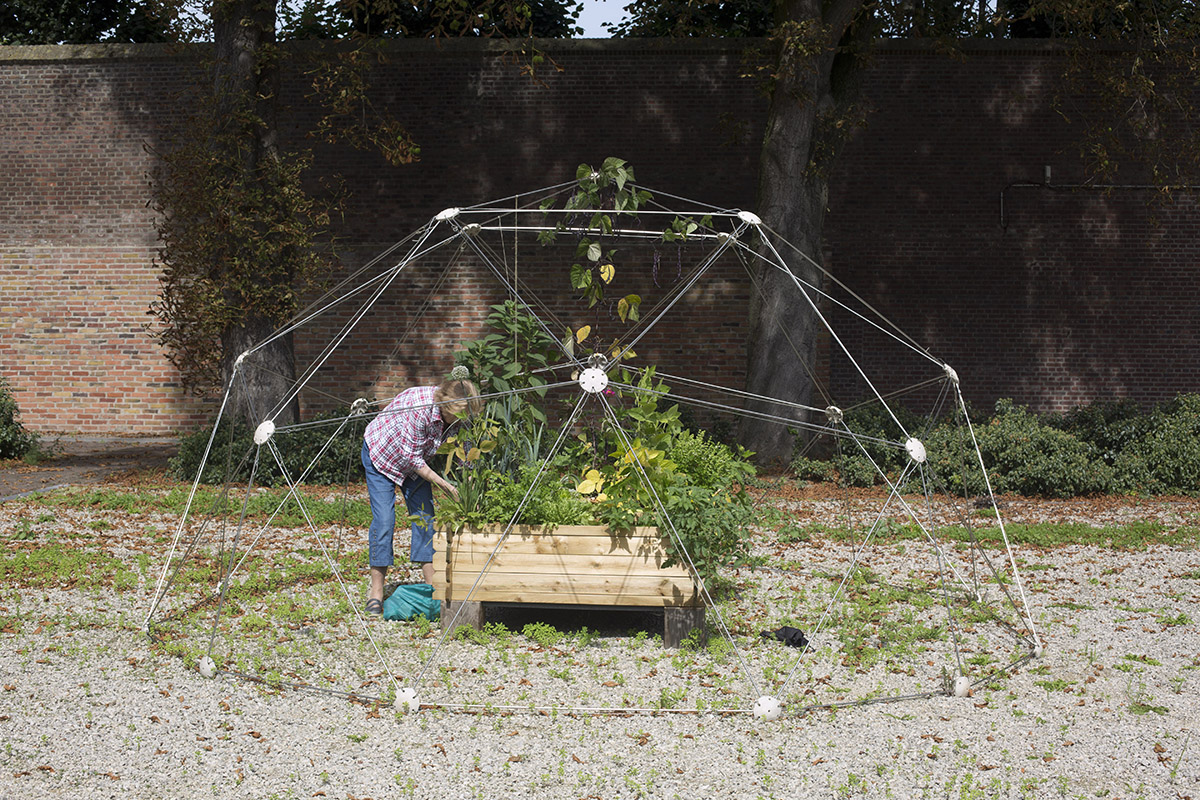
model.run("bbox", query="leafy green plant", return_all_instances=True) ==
[170,407,367,486]
[0,376,38,460]
[793,393,1200,498]
[1055,398,1148,465]
[1112,394,1200,495]
[522,621,563,648]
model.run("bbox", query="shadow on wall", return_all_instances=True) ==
[824,44,1197,413]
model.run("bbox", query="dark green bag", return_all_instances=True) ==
[383,583,440,621]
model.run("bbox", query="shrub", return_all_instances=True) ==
[668,428,754,489]
[1112,394,1200,495]
[1054,399,1148,466]
[170,409,367,486]
[941,400,1115,497]
[794,402,928,488]
[791,454,837,483]
[0,377,38,460]
[794,397,1145,498]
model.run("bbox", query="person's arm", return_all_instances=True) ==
[415,462,457,499]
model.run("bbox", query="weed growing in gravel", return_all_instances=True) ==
[0,544,137,589]
[808,518,1198,550]
[28,486,372,528]
[1156,611,1191,627]
[1125,677,1169,716]
[522,622,563,648]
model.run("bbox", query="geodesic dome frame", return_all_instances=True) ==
[145,166,1043,718]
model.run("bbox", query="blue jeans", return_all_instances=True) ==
[362,440,435,568]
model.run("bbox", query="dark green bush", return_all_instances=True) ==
[1112,394,1200,495]
[0,376,38,460]
[792,402,928,488]
[1054,399,1148,466]
[170,409,367,486]
[792,397,1150,498]
[940,400,1116,497]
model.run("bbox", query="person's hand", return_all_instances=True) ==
[443,480,459,500]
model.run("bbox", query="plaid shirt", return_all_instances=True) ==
[363,385,444,486]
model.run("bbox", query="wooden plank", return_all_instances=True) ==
[441,552,688,576]
[430,523,705,610]
[441,599,483,630]
[664,606,707,648]
[434,527,671,559]
[434,587,702,607]
[439,573,696,597]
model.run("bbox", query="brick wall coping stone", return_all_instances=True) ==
[0,36,1097,66]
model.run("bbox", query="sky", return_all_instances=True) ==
[575,0,624,37]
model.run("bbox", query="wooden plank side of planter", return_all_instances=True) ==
[432,525,702,608]
[433,587,700,606]
[438,526,672,560]
[434,569,698,603]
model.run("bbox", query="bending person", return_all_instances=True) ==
[361,366,481,615]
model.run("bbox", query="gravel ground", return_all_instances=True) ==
[0,485,1197,800]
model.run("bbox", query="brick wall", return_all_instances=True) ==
[824,41,1199,413]
[1,39,1195,435]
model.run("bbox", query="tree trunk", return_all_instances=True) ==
[740,0,862,468]
[211,1,298,427]
[222,316,299,429]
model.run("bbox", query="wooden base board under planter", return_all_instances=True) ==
[432,524,706,648]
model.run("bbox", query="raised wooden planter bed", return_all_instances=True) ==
[432,524,705,647]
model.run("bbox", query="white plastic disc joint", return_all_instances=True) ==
[397,687,420,713]
[737,210,762,226]
[578,367,609,395]
[435,207,461,221]
[253,419,276,446]
[825,405,844,425]
[953,676,971,697]
[905,437,927,464]
[198,656,217,679]
[752,695,782,721]
[943,364,960,386]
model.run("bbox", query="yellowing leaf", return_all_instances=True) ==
[575,325,591,343]
[617,297,629,322]
[596,493,608,502]
[466,447,481,461]
[599,263,615,283]
[577,479,597,494]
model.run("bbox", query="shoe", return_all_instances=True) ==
[365,598,383,616]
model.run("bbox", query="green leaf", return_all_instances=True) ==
[570,263,591,289]
[587,242,602,262]
[576,163,593,181]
